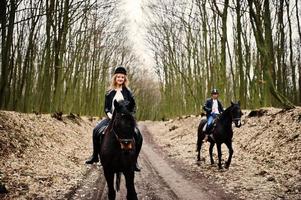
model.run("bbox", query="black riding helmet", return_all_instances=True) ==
[114,66,127,75]
[211,88,219,94]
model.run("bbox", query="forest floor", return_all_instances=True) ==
[0,107,300,199]
[0,111,96,199]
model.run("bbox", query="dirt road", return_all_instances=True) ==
[70,125,234,200]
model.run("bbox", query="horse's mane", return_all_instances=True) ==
[219,104,233,121]
[109,101,136,129]
[106,111,116,132]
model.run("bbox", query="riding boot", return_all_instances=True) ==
[85,129,103,164]
[203,134,209,142]
[134,127,143,171]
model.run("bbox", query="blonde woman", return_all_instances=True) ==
[86,66,142,171]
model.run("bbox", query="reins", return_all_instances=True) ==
[112,127,134,144]
[216,105,241,127]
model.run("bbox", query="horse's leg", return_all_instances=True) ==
[124,170,137,200]
[216,143,222,169]
[225,141,234,169]
[196,132,203,161]
[104,169,116,200]
[209,142,215,165]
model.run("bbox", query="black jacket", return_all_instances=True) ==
[104,86,136,117]
[203,98,224,118]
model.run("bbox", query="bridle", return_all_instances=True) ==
[111,114,135,151]
[230,106,242,128]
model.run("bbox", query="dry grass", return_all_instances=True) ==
[0,111,96,199]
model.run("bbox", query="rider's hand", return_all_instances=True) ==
[107,112,112,119]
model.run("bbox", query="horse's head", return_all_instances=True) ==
[230,101,242,128]
[112,100,136,151]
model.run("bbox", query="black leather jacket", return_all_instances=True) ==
[104,86,136,117]
[203,98,224,118]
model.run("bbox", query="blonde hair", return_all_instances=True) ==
[110,74,129,89]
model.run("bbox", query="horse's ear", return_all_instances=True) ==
[114,100,119,110]
[238,101,240,105]
[231,101,234,105]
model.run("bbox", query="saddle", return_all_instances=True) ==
[98,125,108,135]
[202,120,212,131]
[203,115,220,134]
[211,118,218,129]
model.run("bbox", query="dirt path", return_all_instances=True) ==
[69,125,234,200]
[68,165,105,200]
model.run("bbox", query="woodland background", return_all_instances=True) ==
[1,0,301,120]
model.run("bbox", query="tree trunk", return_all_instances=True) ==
[285,0,296,103]
[236,0,245,108]
[297,0,301,104]
[0,0,16,108]
[248,0,294,108]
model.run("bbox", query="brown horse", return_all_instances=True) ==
[100,100,138,200]
[196,101,242,169]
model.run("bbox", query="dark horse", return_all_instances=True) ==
[196,101,242,169]
[100,100,139,200]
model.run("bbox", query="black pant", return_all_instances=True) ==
[91,118,110,158]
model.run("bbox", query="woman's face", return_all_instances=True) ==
[212,93,219,99]
[115,73,126,86]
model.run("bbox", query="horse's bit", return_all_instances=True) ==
[112,128,135,151]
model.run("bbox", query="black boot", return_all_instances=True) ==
[203,124,212,142]
[85,128,103,164]
[134,127,143,172]
[85,153,99,164]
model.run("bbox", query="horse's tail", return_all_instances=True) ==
[196,119,207,152]
[115,172,121,191]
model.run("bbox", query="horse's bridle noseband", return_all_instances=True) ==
[112,127,135,151]
[230,105,242,127]
[232,117,242,127]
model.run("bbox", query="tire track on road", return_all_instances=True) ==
[140,125,219,200]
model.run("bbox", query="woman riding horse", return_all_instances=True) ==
[101,99,140,200]
[197,101,242,169]
[85,66,142,171]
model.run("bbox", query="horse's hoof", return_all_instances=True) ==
[196,157,205,163]
[134,163,141,172]
[224,161,230,169]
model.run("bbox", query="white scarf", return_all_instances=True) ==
[111,89,124,113]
